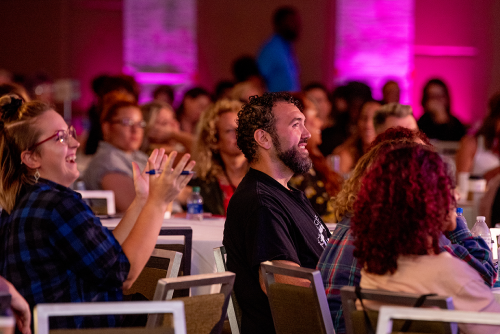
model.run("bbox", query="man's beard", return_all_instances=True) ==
[272,134,312,175]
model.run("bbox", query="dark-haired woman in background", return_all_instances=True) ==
[176,87,212,134]
[84,100,148,212]
[456,92,500,180]
[417,78,466,141]
[0,95,194,329]
[353,145,500,334]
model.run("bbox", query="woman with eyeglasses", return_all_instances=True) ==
[83,100,149,212]
[0,95,195,329]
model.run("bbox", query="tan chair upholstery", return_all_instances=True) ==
[34,301,186,334]
[260,261,334,334]
[148,272,235,334]
[340,286,457,334]
[124,249,182,300]
[376,306,500,334]
[213,246,241,334]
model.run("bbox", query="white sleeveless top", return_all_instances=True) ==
[471,135,500,176]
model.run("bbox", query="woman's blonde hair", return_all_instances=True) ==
[192,99,243,180]
[0,95,52,213]
[332,138,417,221]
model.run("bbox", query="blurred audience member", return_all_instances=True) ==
[230,80,264,103]
[152,85,175,105]
[418,78,466,141]
[257,6,301,92]
[176,87,211,134]
[214,80,235,101]
[303,82,333,129]
[353,145,500,334]
[0,83,30,102]
[380,79,400,104]
[84,100,148,212]
[85,75,138,155]
[319,82,372,156]
[289,93,342,221]
[232,55,261,83]
[374,103,418,135]
[141,101,193,156]
[456,93,500,180]
[185,99,248,216]
[29,72,53,104]
[0,69,12,85]
[332,100,381,175]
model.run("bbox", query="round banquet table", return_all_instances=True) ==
[101,216,225,295]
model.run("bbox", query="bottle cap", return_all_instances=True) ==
[477,216,486,222]
[192,186,201,193]
[456,208,463,214]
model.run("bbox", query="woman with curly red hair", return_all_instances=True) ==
[353,145,500,333]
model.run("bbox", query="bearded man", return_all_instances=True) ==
[223,92,331,334]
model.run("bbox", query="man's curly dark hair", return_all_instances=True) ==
[236,92,303,163]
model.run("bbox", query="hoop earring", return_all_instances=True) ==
[34,169,40,183]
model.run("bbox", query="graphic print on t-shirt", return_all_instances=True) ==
[313,215,329,248]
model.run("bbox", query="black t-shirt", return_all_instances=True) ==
[223,168,331,334]
[417,113,466,141]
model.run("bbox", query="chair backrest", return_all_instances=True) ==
[260,261,334,334]
[490,228,500,260]
[76,190,116,215]
[125,249,182,300]
[34,301,186,334]
[213,246,241,334]
[148,272,235,334]
[340,286,456,334]
[376,306,500,334]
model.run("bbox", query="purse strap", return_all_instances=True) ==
[355,286,437,333]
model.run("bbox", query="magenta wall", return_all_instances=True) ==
[413,0,500,125]
[1,0,500,126]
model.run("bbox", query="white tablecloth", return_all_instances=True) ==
[101,217,225,295]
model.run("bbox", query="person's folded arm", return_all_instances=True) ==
[441,217,497,287]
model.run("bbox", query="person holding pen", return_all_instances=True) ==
[0,95,195,329]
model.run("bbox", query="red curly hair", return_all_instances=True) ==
[369,126,431,150]
[351,144,454,275]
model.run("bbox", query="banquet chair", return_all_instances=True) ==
[490,228,500,260]
[34,300,186,334]
[148,272,235,334]
[260,261,333,334]
[213,246,241,334]
[124,249,182,300]
[376,306,500,334]
[76,190,116,216]
[340,286,456,334]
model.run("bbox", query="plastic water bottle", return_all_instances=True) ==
[186,186,203,220]
[471,216,493,252]
[456,208,467,229]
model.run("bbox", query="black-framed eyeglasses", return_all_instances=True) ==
[30,125,77,151]
[110,118,146,129]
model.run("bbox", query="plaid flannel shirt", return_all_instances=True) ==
[316,215,496,334]
[0,179,130,329]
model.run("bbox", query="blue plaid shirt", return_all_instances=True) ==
[0,179,130,329]
[316,215,496,334]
